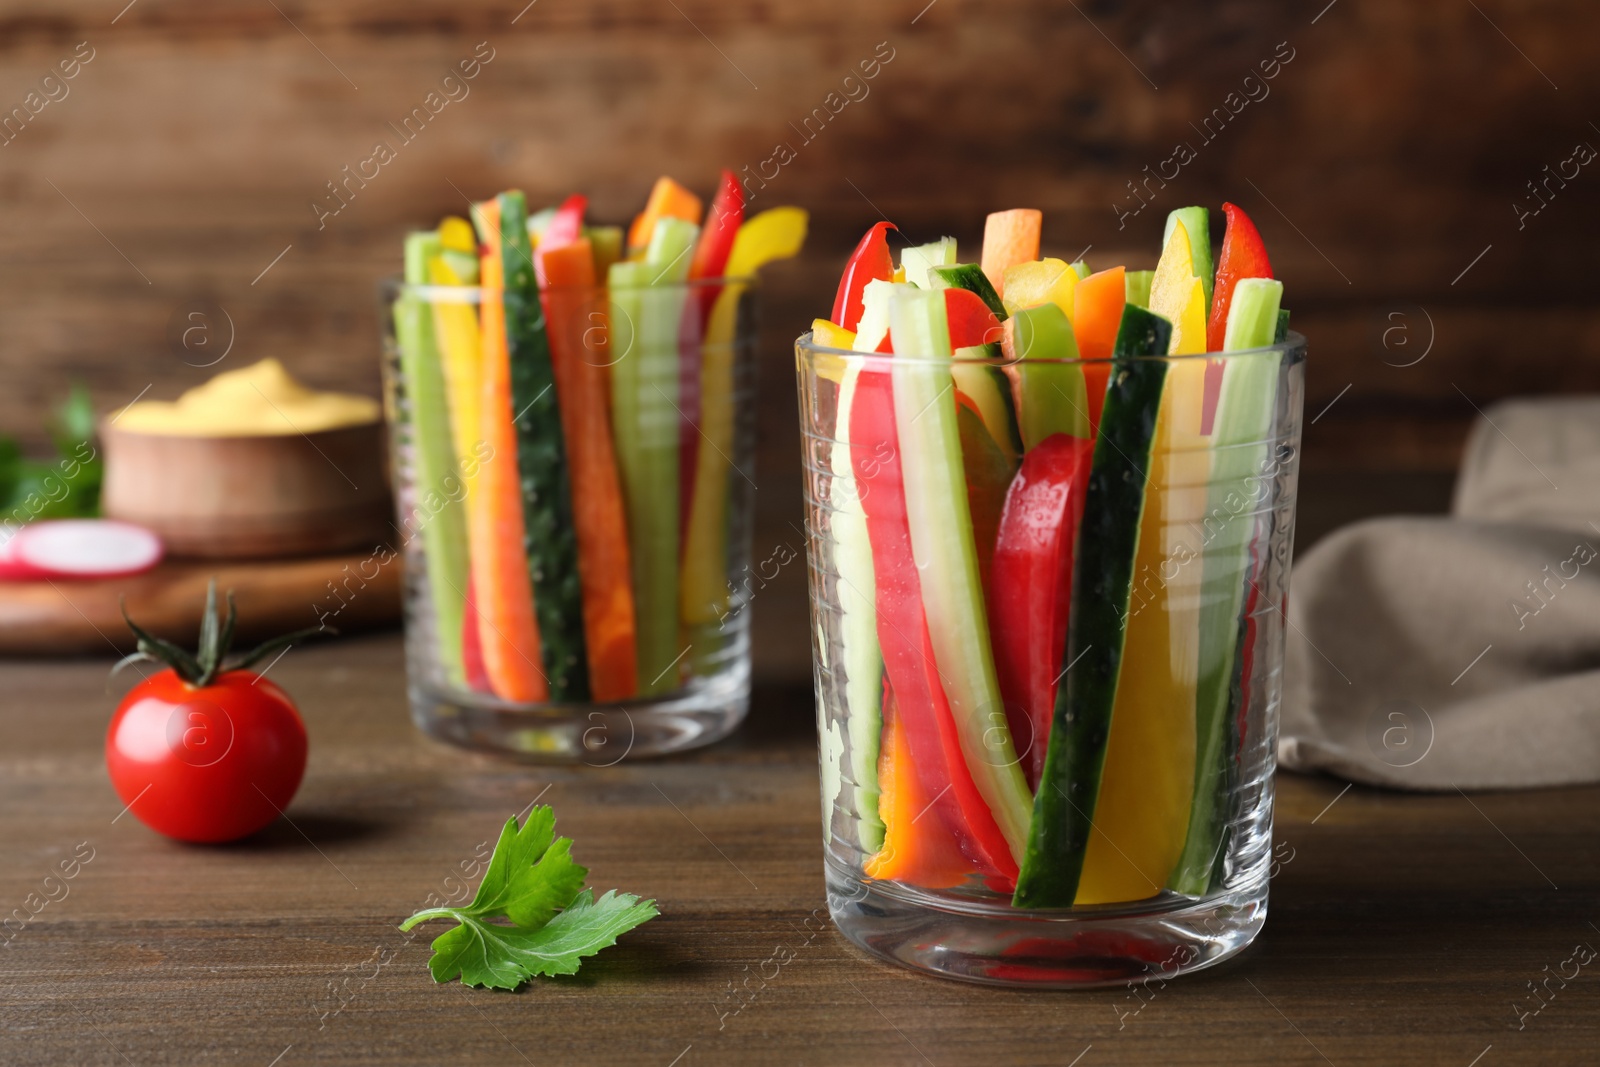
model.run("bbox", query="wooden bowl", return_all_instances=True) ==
[100,420,392,559]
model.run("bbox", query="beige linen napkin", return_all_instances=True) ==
[1279,398,1600,789]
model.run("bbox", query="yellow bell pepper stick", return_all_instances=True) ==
[1073,218,1208,905]
[680,207,808,630]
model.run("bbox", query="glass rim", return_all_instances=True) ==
[795,328,1305,367]
[381,273,758,303]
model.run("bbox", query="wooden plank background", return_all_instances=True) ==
[0,0,1594,678]
[2,0,1596,463]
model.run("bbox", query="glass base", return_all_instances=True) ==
[408,667,749,763]
[824,855,1267,988]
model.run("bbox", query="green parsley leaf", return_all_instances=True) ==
[423,890,660,989]
[399,807,657,991]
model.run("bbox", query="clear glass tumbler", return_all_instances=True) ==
[798,332,1305,986]
[379,276,760,761]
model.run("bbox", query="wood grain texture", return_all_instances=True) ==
[1,0,1597,482]
[1,634,1598,1065]
[0,550,399,654]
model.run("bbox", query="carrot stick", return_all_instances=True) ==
[537,239,639,701]
[980,208,1043,298]
[469,199,547,702]
[1070,265,1127,434]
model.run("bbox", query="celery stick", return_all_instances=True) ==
[888,284,1033,865]
[396,232,468,686]
[1069,260,1091,280]
[1170,277,1284,895]
[1124,269,1154,309]
[1010,303,1089,447]
[854,279,895,351]
[622,218,699,695]
[901,237,956,289]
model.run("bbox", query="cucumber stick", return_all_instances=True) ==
[1274,309,1291,344]
[951,361,1023,466]
[929,263,1005,318]
[499,192,589,700]
[901,237,956,289]
[887,284,1033,865]
[395,233,469,687]
[1008,303,1089,447]
[833,362,885,851]
[1162,207,1213,311]
[1014,304,1172,908]
[614,217,698,695]
[1171,278,1284,895]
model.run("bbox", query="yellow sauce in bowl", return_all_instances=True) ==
[115,359,380,437]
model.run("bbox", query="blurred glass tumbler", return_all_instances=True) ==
[797,332,1305,986]
[380,276,761,761]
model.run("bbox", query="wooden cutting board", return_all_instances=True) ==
[0,551,402,656]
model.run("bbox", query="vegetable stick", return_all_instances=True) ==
[864,685,971,888]
[499,191,590,701]
[890,284,1033,869]
[468,199,548,702]
[1069,265,1126,434]
[395,232,469,687]
[1171,277,1284,895]
[538,239,640,702]
[1072,220,1208,905]
[627,176,703,257]
[680,207,808,628]
[979,208,1042,298]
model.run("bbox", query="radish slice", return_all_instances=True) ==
[9,520,164,580]
[0,529,44,580]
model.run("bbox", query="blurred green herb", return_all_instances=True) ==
[0,385,102,525]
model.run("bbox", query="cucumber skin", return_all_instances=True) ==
[499,192,591,701]
[1013,305,1172,909]
[930,264,1007,319]
[1274,309,1291,345]
[834,363,885,852]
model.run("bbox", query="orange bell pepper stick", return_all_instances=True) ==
[470,199,548,702]
[864,685,972,889]
[1070,265,1126,434]
[537,238,639,701]
[626,176,703,257]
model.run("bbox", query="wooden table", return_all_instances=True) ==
[3,634,1596,1066]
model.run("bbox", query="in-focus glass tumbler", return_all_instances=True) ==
[379,276,761,762]
[798,332,1305,986]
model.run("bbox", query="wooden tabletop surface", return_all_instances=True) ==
[3,633,1596,1067]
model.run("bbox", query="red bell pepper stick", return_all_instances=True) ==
[679,171,745,536]
[831,222,897,331]
[988,433,1094,790]
[1203,203,1273,432]
[943,288,1004,349]
[461,574,493,694]
[534,193,587,289]
[689,171,744,289]
[542,193,587,250]
[851,367,1019,886]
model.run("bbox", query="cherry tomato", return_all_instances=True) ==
[105,668,307,843]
